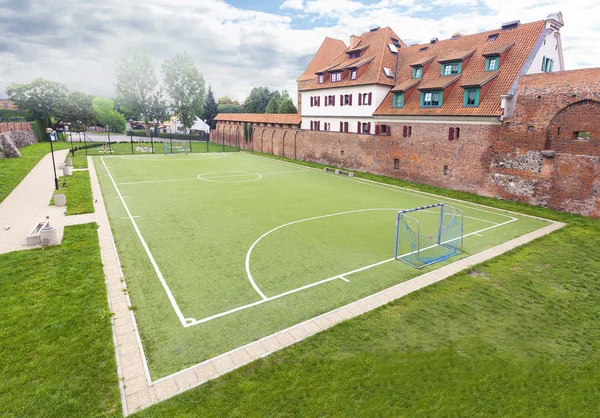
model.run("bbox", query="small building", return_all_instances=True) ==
[0,99,18,110]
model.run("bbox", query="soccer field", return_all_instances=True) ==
[95,152,549,378]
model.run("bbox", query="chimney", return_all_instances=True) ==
[350,35,360,48]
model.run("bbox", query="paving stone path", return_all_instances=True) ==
[0,149,95,254]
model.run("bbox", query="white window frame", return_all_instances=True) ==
[331,72,342,82]
[318,74,324,84]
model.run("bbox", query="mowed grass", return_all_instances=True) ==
[135,156,600,417]
[0,224,121,417]
[95,153,548,377]
[0,141,72,204]
[50,170,94,215]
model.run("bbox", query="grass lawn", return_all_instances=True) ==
[0,224,121,417]
[69,153,88,169]
[0,141,72,204]
[50,170,94,215]
[95,153,547,378]
[134,153,600,417]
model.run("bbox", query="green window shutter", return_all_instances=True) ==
[549,59,554,72]
[464,88,480,107]
[420,92,425,107]
[393,92,404,108]
[486,57,498,71]
[541,56,547,72]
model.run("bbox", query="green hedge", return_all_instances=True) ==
[0,109,27,121]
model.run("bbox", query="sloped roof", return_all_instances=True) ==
[410,55,436,67]
[297,37,347,82]
[375,19,546,116]
[438,49,476,64]
[214,113,301,125]
[391,78,421,92]
[298,27,407,91]
[461,71,500,88]
[482,42,515,57]
[418,75,461,90]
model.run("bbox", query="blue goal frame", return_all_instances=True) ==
[394,203,464,268]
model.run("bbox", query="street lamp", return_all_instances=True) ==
[46,128,59,191]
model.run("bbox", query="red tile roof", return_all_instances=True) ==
[410,55,436,67]
[214,114,301,125]
[460,71,499,88]
[418,75,462,90]
[482,42,514,57]
[297,37,347,82]
[438,49,476,64]
[375,20,546,117]
[391,78,421,92]
[299,27,406,91]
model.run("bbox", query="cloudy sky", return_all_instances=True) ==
[0,0,597,103]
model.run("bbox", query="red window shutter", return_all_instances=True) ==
[449,127,455,141]
[349,94,353,106]
[310,97,313,107]
[325,97,328,107]
[333,96,336,106]
[340,121,343,132]
[310,121,313,130]
[357,121,361,132]
[367,122,371,133]
[403,125,407,137]
[368,92,372,105]
[344,122,348,132]
[375,124,380,135]
[340,95,343,106]
[358,93,362,106]
[387,125,391,136]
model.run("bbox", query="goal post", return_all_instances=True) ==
[394,203,464,268]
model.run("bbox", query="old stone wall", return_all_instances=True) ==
[0,129,37,158]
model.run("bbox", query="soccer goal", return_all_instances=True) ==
[394,203,464,268]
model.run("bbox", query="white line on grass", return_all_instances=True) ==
[101,157,190,327]
[194,214,517,328]
[117,170,312,185]
[339,276,350,283]
[240,153,518,222]
[117,178,198,185]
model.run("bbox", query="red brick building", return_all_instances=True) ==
[214,12,600,218]
[0,99,18,110]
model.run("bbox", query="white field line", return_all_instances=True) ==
[339,276,350,283]
[240,153,518,222]
[186,216,517,327]
[101,157,189,327]
[116,170,311,186]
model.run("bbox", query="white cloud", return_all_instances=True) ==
[0,0,599,103]
[281,0,305,10]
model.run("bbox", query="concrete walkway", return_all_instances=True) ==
[0,149,95,254]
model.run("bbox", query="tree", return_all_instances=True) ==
[243,87,273,113]
[59,92,96,132]
[217,96,240,106]
[162,52,206,133]
[278,98,298,114]
[265,94,281,114]
[92,97,127,132]
[5,78,68,129]
[218,103,243,113]
[202,86,218,130]
[115,50,168,135]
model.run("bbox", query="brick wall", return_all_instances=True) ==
[0,121,32,134]
[213,69,600,218]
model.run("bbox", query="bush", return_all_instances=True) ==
[0,109,27,121]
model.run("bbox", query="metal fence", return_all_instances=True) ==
[67,131,241,156]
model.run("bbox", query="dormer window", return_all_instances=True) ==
[413,67,422,79]
[442,62,461,76]
[348,51,361,59]
[318,74,324,84]
[463,88,480,107]
[391,38,401,47]
[350,70,357,80]
[331,72,342,82]
[421,91,442,108]
[486,56,499,71]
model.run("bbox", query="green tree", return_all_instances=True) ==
[243,87,273,113]
[217,96,240,106]
[162,52,206,133]
[115,50,168,135]
[202,86,218,130]
[5,78,68,130]
[92,97,127,133]
[218,103,243,113]
[59,92,96,132]
[265,94,280,114]
[278,98,298,114]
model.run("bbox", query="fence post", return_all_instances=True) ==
[170,138,173,154]
[107,128,112,155]
[84,132,88,156]
[151,132,154,154]
[189,139,192,154]
[130,135,134,154]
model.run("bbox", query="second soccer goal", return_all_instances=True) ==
[394,203,464,268]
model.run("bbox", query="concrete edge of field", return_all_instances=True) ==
[89,155,566,415]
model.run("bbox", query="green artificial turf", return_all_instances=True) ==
[81,140,238,156]
[50,170,94,215]
[0,224,121,417]
[0,141,72,204]
[136,190,600,417]
[95,153,548,378]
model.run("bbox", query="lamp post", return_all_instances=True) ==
[46,128,59,191]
